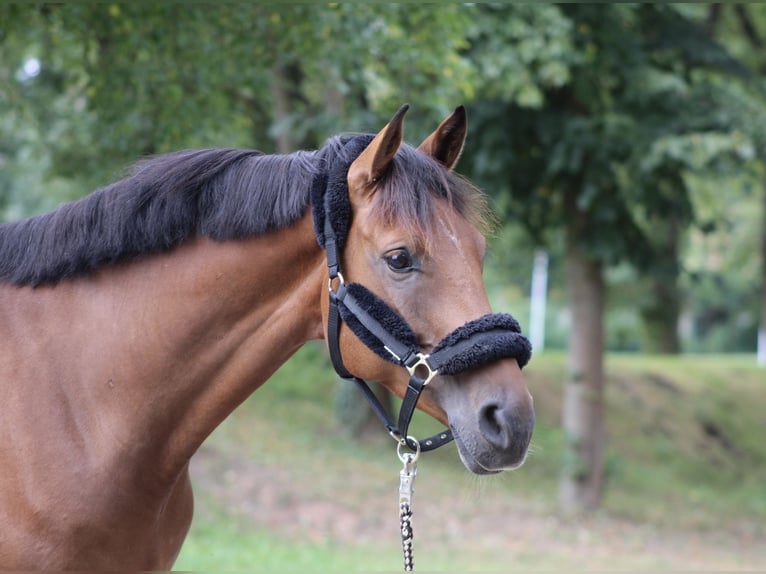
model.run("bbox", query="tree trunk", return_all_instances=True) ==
[704,3,722,37]
[640,216,681,354]
[335,379,392,439]
[271,59,294,154]
[759,172,766,367]
[559,217,607,515]
[641,294,681,353]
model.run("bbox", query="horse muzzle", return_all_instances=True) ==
[450,381,535,474]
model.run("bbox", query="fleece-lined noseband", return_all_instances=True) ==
[311,135,532,452]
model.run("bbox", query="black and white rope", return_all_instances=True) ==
[400,501,414,571]
[397,443,418,571]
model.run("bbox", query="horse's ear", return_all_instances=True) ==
[348,104,408,194]
[417,105,467,170]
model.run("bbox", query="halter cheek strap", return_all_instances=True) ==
[313,136,532,453]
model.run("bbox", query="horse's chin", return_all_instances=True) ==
[451,425,528,476]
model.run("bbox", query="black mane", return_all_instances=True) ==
[0,135,489,287]
[0,147,320,286]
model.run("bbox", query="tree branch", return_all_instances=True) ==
[705,3,722,38]
[734,4,763,47]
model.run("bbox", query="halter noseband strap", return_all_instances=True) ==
[312,136,532,453]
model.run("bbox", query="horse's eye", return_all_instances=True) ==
[384,249,414,273]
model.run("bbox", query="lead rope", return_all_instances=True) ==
[397,437,420,571]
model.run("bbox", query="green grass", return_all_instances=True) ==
[602,353,766,528]
[175,518,395,571]
[175,345,766,570]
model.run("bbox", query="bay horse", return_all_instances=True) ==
[0,105,534,569]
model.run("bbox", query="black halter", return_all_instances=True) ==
[311,136,532,453]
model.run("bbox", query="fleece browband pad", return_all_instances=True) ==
[337,282,532,375]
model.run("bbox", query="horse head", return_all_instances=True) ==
[320,106,535,474]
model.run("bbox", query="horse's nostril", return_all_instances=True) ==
[478,403,513,450]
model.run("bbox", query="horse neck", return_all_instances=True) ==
[27,212,325,484]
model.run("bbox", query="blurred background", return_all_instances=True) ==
[2,3,764,570]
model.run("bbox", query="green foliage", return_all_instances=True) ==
[456,4,766,355]
[466,5,756,267]
[0,4,483,214]
[0,3,763,353]
[465,4,577,107]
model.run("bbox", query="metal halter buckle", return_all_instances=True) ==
[405,353,438,385]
